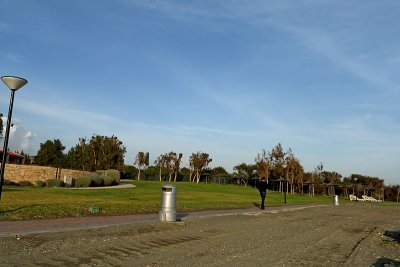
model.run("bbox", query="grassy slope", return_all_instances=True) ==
[0,181,347,220]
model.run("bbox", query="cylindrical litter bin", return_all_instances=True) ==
[159,185,176,222]
[334,195,339,206]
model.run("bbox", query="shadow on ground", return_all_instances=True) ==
[372,257,400,267]
[373,231,400,267]
[0,204,42,215]
[177,213,189,221]
[384,230,400,243]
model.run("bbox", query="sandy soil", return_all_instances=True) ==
[0,204,399,266]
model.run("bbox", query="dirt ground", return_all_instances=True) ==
[0,204,399,266]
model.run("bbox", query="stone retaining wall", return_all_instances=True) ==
[2,164,96,183]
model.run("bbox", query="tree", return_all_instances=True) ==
[88,135,126,171]
[162,152,183,182]
[321,171,342,184]
[135,152,149,180]
[173,153,183,182]
[285,149,304,194]
[233,163,256,187]
[143,165,158,180]
[211,166,229,176]
[35,139,66,167]
[65,135,126,171]
[255,149,270,182]
[122,164,137,179]
[308,163,324,195]
[189,152,212,184]
[154,154,167,182]
[179,167,191,181]
[99,135,126,170]
[165,152,175,182]
[269,143,286,181]
[21,151,33,165]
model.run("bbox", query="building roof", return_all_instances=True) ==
[0,150,25,158]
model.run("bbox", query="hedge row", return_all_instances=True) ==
[74,175,118,188]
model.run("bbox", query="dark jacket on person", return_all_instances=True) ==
[257,179,268,192]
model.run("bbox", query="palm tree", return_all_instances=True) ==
[173,153,182,182]
[135,152,149,180]
[154,154,166,182]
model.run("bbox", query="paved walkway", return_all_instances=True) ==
[69,183,136,190]
[0,205,328,237]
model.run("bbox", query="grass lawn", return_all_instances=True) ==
[0,180,341,220]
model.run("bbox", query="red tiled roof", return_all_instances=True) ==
[0,150,25,158]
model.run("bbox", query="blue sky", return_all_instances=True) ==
[0,1,399,184]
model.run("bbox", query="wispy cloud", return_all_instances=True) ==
[126,1,400,94]
[18,98,115,131]
[278,25,400,93]
[176,125,257,138]
[5,53,21,62]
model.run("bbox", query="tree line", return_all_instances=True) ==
[34,135,126,171]
[30,136,400,201]
[135,150,212,184]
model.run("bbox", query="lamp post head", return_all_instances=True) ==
[1,76,28,91]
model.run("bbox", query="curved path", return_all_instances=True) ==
[70,183,136,190]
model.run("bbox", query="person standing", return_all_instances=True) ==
[257,177,268,209]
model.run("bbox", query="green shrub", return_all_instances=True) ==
[3,179,19,186]
[91,176,104,187]
[102,176,114,186]
[106,169,120,184]
[97,169,120,185]
[35,180,46,187]
[46,179,65,187]
[19,180,33,187]
[75,176,92,188]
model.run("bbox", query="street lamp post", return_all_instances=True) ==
[0,76,28,200]
[283,176,287,204]
[282,163,287,204]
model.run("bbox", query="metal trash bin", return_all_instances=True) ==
[334,195,339,206]
[159,185,176,222]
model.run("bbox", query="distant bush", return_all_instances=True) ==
[91,176,104,187]
[75,173,120,188]
[3,179,19,186]
[96,170,105,177]
[46,179,65,187]
[97,169,120,185]
[102,176,114,186]
[19,180,33,187]
[35,180,46,187]
[75,176,92,188]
